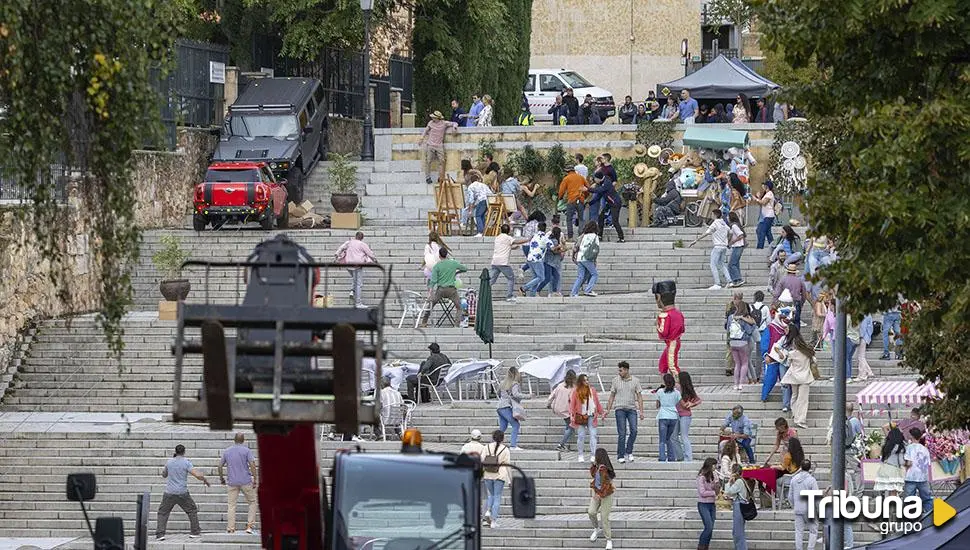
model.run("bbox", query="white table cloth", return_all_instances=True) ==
[363,358,420,392]
[443,359,502,385]
[519,355,583,388]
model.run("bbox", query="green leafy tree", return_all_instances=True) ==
[753,0,970,429]
[0,0,178,355]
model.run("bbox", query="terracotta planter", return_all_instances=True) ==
[330,193,360,213]
[159,278,191,301]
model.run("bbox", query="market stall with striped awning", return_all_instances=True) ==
[855,379,943,415]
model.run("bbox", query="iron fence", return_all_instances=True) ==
[390,54,413,115]
[0,163,72,204]
[372,77,391,129]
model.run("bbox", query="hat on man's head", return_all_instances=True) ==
[428,342,440,353]
[431,111,444,120]
[786,263,799,274]
[470,429,482,440]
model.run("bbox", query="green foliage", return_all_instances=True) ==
[0,0,177,356]
[152,235,190,279]
[544,143,570,182]
[636,120,675,149]
[478,139,496,164]
[413,0,533,125]
[611,158,635,185]
[753,0,970,429]
[759,44,826,92]
[327,153,359,194]
[506,145,544,181]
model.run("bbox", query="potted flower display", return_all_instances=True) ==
[926,430,968,476]
[152,234,191,301]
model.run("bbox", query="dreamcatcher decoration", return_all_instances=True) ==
[774,140,809,195]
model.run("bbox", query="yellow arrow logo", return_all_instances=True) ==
[934,498,956,527]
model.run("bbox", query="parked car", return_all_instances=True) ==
[193,162,289,231]
[524,69,615,123]
[212,77,326,202]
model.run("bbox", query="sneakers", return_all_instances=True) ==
[245,525,256,535]
[590,528,601,541]
[708,284,723,290]
[156,536,166,541]
[880,352,891,360]
[626,454,635,463]
[578,454,586,463]
[189,534,201,539]
[605,541,613,550]
[355,303,367,309]
[426,176,433,185]
[617,239,625,243]
[474,233,483,237]
[584,291,599,297]
[483,512,491,523]
[510,446,525,451]
[490,519,499,528]
[781,407,790,413]
[505,297,518,303]
[591,456,596,463]
[618,456,626,464]
[556,444,566,451]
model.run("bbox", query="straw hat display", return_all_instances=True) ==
[634,163,650,179]
[634,144,648,157]
[647,145,662,158]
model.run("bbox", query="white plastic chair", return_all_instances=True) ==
[399,290,433,329]
[417,363,454,405]
[380,394,406,441]
[582,354,605,392]
[515,354,539,395]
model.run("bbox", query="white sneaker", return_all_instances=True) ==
[490,519,499,528]
[590,528,601,541]
[590,456,596,463]
[605,541,613,550]
[245,526,255,535]
[156,537,166,541]
[618,456,626,463]
[585,291,599,297]
[474,233,483,237]
[510,446,525,451]
[708,284,723,290]
[189,534,201,539]
[626,454,635,463]
[578,455,585,463]
[505,297,518,302]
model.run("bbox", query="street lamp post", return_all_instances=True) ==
[360,0,374,161]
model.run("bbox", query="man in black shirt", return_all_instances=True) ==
[407,342,451,402]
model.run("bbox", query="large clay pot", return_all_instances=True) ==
[330,193,360,213]
[159,278,191,301]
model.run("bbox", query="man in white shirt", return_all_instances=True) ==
[460,429,486,457]
[903,428,933,516]
[574,153,589,179]
[379,378,405,439]
[490,224,529,302]
[688,210,732,289]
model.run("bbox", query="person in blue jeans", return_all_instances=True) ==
[903,428,934,516]
[570,222,601,297]
[722,406,756,463]
[495,367,524,449]
[724,463,750,550]
[481,430,512,528]
[655,373,682,462]
[696,458,719,550]
[605,361,644,463]
[881,308,902,359]
[522,222,552,296]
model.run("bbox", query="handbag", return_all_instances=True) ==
[512,399,526,421]
[573,413,589,425]
[740,498,758,521]
[809,357,822,380]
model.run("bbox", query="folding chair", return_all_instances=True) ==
[582,354,605,392]
[380,398,405,441]
[515,354,539,395]
[398,290,432,329]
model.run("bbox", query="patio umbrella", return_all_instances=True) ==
[475,268,494,358]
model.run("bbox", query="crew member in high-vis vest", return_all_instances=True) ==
[517,106,534,126]
[654,280,685,376]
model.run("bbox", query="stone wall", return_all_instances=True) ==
[530,0,701,102]
[132,127,218,228]
[0,207,100,373]
[327,116,363,157]
[376,123,776,187]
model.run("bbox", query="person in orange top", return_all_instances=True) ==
[558,166,588,239]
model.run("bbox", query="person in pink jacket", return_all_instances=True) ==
[569,374,606,463]
[547,370,578,451]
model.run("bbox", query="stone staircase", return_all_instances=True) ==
[0,226,908,550]
[303,160,434,222]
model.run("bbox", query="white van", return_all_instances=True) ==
[524,69,615,123]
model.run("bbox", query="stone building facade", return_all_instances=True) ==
[530,0,701,102]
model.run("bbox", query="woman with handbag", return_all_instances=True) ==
[481,430,511,528]
[569,373,604,463]
[724,463,753,550]
[780,326,817,429]
[496,367,525,450]
[547,369,578,451]
[588,448,616,550]
[696,457,720,550]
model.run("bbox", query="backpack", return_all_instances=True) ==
[729,319,745,340]
[582,235,600,262]
[749,306,763,330]
[773,200,783,218]
[483,443,504,473]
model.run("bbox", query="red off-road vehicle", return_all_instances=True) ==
[193,161,289,231]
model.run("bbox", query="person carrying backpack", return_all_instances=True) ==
[727,297,757,391]
[588,448,616,550]
[481,430,512,528]
[570,222,601,297]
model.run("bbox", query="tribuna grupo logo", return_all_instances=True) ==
[803,490,923,535]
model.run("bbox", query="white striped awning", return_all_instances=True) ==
[856,380,943,406]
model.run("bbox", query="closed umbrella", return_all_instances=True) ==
[475,268,494,358]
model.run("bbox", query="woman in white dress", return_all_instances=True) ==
[874,426,906,495]
[477,95,494,127]
[421,231,449,285]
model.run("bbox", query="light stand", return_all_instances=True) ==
[360,0,374,161]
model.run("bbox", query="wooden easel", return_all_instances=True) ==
[483,195,507,236]
[428,176,463,236]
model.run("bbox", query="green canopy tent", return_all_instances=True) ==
[682,127,749,150]
[475,269,494,358]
